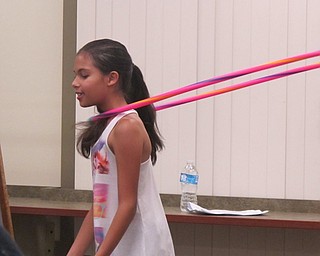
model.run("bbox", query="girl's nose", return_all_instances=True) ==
[72,77,79,88]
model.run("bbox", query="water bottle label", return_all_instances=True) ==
[180,173,199,185]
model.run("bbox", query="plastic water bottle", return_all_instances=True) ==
[180,161,199,212]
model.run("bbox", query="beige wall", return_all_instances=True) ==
[0,1,63,186]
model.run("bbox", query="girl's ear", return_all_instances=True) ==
[106,71,119,86]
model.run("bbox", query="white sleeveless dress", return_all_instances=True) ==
[91,110,175,255]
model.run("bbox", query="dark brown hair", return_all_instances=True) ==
[76,39,163,164]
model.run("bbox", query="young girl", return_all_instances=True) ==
[67,39,175,256]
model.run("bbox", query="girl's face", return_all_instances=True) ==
[72,53,111,111]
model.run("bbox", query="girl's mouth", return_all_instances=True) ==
[76,92,84,100]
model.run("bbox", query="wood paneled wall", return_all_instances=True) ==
[170,223,320,256]
[76,0,320,201]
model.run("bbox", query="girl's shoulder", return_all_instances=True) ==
[109,112,151,161]
[109,113,145,144]
[116,113,144,132]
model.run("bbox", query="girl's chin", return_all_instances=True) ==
[79,102,94,108]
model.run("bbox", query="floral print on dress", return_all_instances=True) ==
[92,140,109,175]
[93,182,109,247]
[93,183,108,218]
[94,226,105,247]
[92,139,110,249]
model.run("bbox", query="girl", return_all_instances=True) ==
[67,39,175,256]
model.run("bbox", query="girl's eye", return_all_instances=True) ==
[80,73,89,79]
[74,69,90,79]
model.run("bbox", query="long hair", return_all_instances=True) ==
[76,39,163,164]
